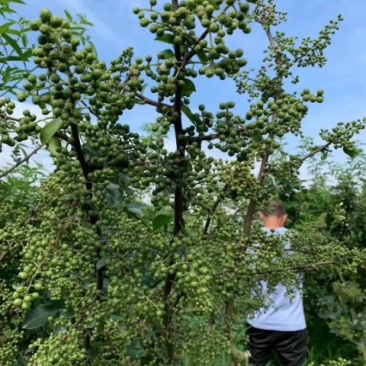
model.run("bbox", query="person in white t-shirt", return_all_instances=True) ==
[246,201,307,366]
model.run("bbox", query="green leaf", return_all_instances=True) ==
[23,300,65,329]
[48,136,61,156]
[82,144,99,159]
[96,257,107,270]
[21,48,32,59]
[97,319,105,335]
[6,29,21,36]
[105,182,122,205]
[155,33,174,44]
[8,0,25,4]
[321,153,327,160]
[159,48,175,59]
[125,340,144,361]
[2,33,24,59]
[182,105,201,127]
[64,9,73,21]
[182,78,196,96]
[111,314,123,322]
[343,146,359,159]
[196,51,209,63]
[152,214,171,231]
[78,15,94,27]
[2,66,11,83]
[127,201,148,218]
[40,119,63,145]
[0,21,15,34]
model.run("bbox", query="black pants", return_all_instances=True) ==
[247,324,308,366]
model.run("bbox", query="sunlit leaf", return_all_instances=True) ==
[152,214,171,231]
[159,48,175,59]
[2,33,24,59]
[127,201,148,217]
[182,105,201,127]
[23,300,65,329]
[48,136,61,156]
[155,33,174,44]
[182,78,196,96]
[40,119,63,145]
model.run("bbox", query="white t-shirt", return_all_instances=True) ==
[246,227,306,331]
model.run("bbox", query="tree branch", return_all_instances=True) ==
[203,187,228,235]
[299,141,331,163]
[70,124,91,187]
[242,22,283,237]
[0,144,43,179]
[214,260,340,277]
[0,113,21,122]
[135,92,172,112]
[186,125,248,143]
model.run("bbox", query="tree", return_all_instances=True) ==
[1,1,366,365]
[287,153,366,365]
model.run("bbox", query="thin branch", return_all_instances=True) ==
[258,260,339,275]
[80,100,100,118]
[203,187,227,235]
[243,153,270,236]
[214,260,340,277]
[299,141,331,163]
[186,126,248,143]
[178,29,209,71]
[135,92,172,112]
[0,113,21,122]
[0,250,9,263]
[55,131,69,142]
[0,144,43,179]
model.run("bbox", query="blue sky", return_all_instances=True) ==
[2,0,366,175]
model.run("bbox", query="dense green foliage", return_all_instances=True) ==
[1,1,366,365]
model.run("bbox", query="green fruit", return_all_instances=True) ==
[50,73,61,83]
[39,24,50,34]
[24,295,32,303]
[21,302,30,310]
[13,298,22,306]
[205,69,214,78]
[156,309,163,317]
[50,16,63,28]
[151,123,160,132]
[34,282,43,291]
[243,25,251,34]
[17,92,27,102]
[61,29,72,40]
[40,9,52,23]
[140,18,150,27]
[39,74,47,82]
[18,272,27,279]
[29,20,40,31]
